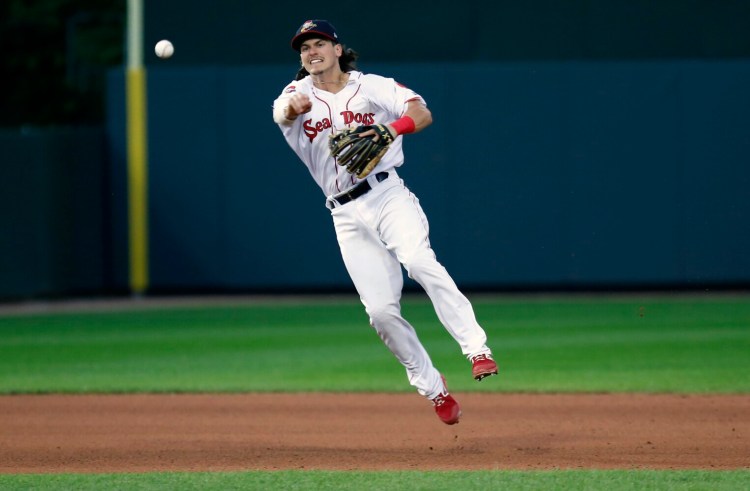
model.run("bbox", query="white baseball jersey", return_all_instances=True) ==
[271,68,492,403]
[273,70,424,197]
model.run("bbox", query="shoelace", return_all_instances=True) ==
[432,394,448,407]
[473,354,493,363]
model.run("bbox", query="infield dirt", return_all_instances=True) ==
[1,393,748,473]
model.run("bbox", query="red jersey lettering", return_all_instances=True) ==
[341,111,375,126]
[303,118,333,143]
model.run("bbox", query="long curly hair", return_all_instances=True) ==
[295,43,359,81]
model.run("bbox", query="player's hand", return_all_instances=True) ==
[356,125,396,142]
[287,94,313,120]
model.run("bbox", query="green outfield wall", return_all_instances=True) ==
[2,0,750,299]
[0,128,110,298]
[2,60,749,299]
[99,59,750,294]
[142,1,750,64]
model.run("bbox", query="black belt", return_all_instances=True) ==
[330,172,389,208]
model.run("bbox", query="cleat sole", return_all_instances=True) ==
[474,370,499,381]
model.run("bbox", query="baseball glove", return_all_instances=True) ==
[329,124,395,178]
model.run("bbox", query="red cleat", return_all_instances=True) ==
[432,375,461,425]
[471,353,498,381]
[432,391,461,425]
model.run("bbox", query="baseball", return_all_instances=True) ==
[155,40,174,59]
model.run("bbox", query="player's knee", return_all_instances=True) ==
[366,302,401,328]
[402,250,439,278]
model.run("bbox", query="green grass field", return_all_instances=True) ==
[1,293,748,489]
[2,469,749,491]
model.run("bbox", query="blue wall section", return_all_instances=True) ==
[143,1,750,64]
[2,3,749,300]
[104,60,750,291]
[0,128,109,298]
[118,66,352,290]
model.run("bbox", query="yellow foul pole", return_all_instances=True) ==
[126,0,148,293]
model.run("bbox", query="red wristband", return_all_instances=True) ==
[390,115,416,135]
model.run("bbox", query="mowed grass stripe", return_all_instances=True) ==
[0,294,748,393]
[0,469,749,490]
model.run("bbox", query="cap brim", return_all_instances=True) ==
[291,31,337,51]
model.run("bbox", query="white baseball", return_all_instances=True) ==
[155,40,174,59]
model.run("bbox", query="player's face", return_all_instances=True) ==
[299,38,342,76]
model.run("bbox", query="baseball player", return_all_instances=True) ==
[272,20,498,425]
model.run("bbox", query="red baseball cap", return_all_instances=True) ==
[291,20,340,51]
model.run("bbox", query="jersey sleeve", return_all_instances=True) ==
[272,81,304,125]
[361,74,426,119]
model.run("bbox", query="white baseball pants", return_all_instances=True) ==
[329,170,491,399]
